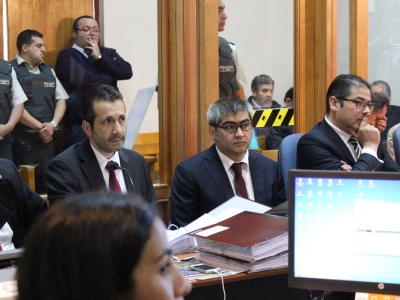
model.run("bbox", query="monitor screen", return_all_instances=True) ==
[288,170,400,295]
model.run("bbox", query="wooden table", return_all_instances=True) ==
[186,267,308,300]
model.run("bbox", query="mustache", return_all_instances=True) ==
[108,134,125,142]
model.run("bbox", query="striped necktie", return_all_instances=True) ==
[348,136,361,158]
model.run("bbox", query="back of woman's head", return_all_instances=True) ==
[17,192,157,300]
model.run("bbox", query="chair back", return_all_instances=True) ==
[393,126,400,163]
[278,133,304,197]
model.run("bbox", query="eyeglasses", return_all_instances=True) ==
[215,121,253,133]
[76,28,100,34]
[337,98,374,110]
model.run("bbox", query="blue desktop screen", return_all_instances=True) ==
[289,170,400,293]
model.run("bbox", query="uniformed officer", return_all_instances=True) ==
[0,59,27,160]
[218,0,247,100]
[10,29,68,193]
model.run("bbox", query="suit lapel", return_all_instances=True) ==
[204,145,234,200]
[119,149,134,193]
[79,139,107,191]
[248,152,265,202]
[321,119,356,163]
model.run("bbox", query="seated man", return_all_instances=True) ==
[170,97,285,227]
[298,74,400,172]
[46,84,156,205]
[0,158,47,250]
[266,87,294,150]
[370,80,400,142]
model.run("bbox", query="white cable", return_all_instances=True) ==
[212,269,226,300]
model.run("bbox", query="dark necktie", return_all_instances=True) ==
[231,162,249,199]
[106,161,122,192]
[84,48,93,59]
[348,136,361,158]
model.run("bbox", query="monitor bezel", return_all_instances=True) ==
[288,169,400,295]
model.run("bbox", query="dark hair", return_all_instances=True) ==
[250,74,275,93]
[72,15,95,31]
[284,87,293,102]
[16,29,43,53]
[371,80,391,97]
[325,74,370,114]
[82,84,124,128]
[207,96,253,126]
[17,192,157,300]
[371,92,390,114]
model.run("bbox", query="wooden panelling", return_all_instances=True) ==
[350,0,368,78]
[7,0,93,67]
[295,0,337,133]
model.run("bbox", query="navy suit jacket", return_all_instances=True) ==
[46,138,156,205]
[55,47,133,147]
[298,118,400,172]
[170,144,286,227]
[0,159,47,248]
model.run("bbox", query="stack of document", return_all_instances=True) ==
[167,196,271,254]
[199,251,288,273]
[189,211,288,273]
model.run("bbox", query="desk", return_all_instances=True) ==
[187,267,308,300]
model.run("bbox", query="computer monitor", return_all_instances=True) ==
[288,170,400,295]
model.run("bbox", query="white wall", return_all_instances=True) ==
[101,0,294,133]
[101,0,159,133]
[222,0,294,104]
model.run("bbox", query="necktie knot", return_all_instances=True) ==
[106,161,122,192]
[84,48,93,59]
[231,162,243,175]
[348,136,361,158]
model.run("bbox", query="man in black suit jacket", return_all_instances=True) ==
[46,84,156,205]
[298,74,400,172]
[170,97,285,227]
[0,159,47,249]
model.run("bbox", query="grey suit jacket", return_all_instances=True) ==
[170,144,286,227]
[298,118,400,172]
[46,138,156,205]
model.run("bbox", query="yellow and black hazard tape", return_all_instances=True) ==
[252,108,294,128]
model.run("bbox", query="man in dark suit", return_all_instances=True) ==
[371,80,400,142]
[298,74,400,172]
[0,159,47,249]
[170,97,285,227]
[46,84,156,205]
[55,15,133,149]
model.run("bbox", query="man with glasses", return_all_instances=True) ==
[170,97,285,227]
[298,74,400,172]
[55,15,133,150]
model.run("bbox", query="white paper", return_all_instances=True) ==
[195,225,229,237]
[123,86,156,149]
[208,196,271,217]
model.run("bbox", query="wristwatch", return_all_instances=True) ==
[95,53,102,61]
[50,120,59,131]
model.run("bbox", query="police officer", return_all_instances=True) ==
[0,59,26,160]
[10,29,68,194]
[218,0,247,99]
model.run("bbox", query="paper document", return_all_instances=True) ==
[123,86,155,149]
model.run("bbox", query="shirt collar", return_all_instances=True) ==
[215,145,249,172]
[325,115,352,144]
[90,143,122,170]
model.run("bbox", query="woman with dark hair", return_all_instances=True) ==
[17,193,192,300]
